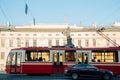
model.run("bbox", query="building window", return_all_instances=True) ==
[33,39,37,47]
[10,34,14,36]
[56,40,59,46]
[85,34,89,36]
[48,34,52,36]
[112,34,116,36]
[1,39,5,47]
[0,52,5,60]
[25,39,29,47]
[33,34,37,36]
[85,39,89,47]
[1,34,5,36]
[78,40,81,47]
[18,34,21,36]
[92,34,95,36]
[71,34,74,36]
[56,34,59,36]
[113,39,116,42]
[93,39,96,47]
[48,40,52,47]
[78,34,81,36]
[25,34,29,36]
[9,39,14,47]
[106,39,116,47]
[17,38,21,47]
[106,40,110,46]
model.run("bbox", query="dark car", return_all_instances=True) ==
[64,64,114,80]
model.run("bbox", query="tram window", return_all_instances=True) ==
[78,54,82,63]
[38,52,42,61]
[59,54,63,62]
[65,51,76,61]
[25,51,50,62]
[6,54,11,64]
[17,53,21,66]
[53,53,57,62]
[31,52,38,61]
[92,51,118,62]
[11,53,16,65]
[39,52,50,62]
[77,52,88,64]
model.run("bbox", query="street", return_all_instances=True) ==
[0,72,120,80]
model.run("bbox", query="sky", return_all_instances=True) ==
[0,0,120,26]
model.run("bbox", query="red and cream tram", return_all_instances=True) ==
[6,46,120,76]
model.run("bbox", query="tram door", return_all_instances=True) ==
[76,50,91,64]
[51,50,64,73]
[10,52,21,73]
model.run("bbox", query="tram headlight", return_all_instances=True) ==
[64,68,68,73]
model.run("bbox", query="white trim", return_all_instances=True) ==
[118,50,120,62]
[21,62,52,65]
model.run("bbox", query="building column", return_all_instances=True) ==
[52,39,56,46]
[89,39,93,47]
[74,39,78,47]
[59,38,63,46]
[29,38,33,47]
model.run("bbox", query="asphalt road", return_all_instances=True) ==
[0,72,120,80]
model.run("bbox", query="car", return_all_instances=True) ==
[64,64,114,80]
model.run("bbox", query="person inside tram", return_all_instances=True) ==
[33,56,36,61]
[28,56,32,61]
[97,59,101,62]
[38,57,42,61]
[85,56,88,64]
[92,57,97,62]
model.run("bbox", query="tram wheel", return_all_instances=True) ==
[71,73,79,80]
[102,73,111,80]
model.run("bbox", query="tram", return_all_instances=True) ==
[5,27,120,76]
[6,46,120,76]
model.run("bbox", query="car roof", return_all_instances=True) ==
[75,64,92,66]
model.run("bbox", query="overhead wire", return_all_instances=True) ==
[0,3,11,26]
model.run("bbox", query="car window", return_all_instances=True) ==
[86,65,96,69]
[73,65,85,69]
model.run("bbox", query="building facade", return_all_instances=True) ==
[0,23,120,70]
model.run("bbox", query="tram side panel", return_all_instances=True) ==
[21,62,53,74]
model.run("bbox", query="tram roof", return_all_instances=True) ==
[11,47,120,51]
